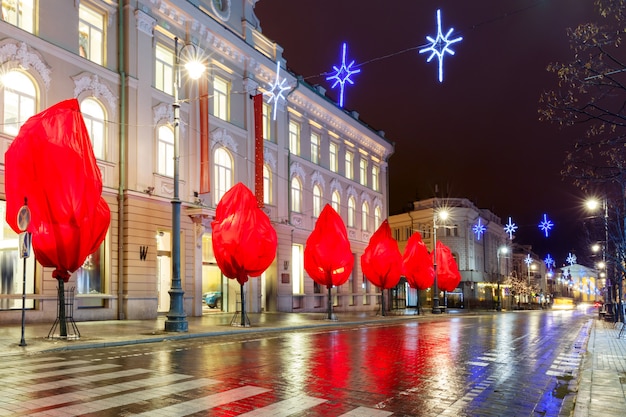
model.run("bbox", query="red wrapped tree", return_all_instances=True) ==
[304,204,353,320]
[4,99,110,337]
[361,220,403,315]
[211,183,277,326]
[433,241,462,292]
[402,232,435,314]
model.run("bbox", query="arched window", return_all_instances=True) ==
[331,191,340,214]
[157,125,174,176]
[361,201,370,231]
[313,184,322,217]
[291,177,302,213]
[263,164,272,205]
[214,147,233,205]
[374,206,382,230]
[347,196,356,228]
[2,70,36,136]
[80,98,106,160]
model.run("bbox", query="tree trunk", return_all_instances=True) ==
[57,278,67,337]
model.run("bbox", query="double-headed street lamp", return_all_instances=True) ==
[165,37,206,333]
[432,208,449,314]
[496,246,508,311]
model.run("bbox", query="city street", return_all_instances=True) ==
[0,309,594,416]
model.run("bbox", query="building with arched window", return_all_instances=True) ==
[0,1,393,323]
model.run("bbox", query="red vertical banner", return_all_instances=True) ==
[253,94,264,208]
[199,76,210,194]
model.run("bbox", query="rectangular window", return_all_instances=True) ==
[79,4,104,65]
[310,132,320,164]
[345,151,354,180]
[371,165,380,191]
[0,201,35,310]
[262,103,271,141]
[2,0,34,33]
[359,158,368,186]
[291,244,304,294]
[289,120,300,155]
[74,242,106,307]
[213,76,229,121]
[329,142,338,173]
[155,44,174,95]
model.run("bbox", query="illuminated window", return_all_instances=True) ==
[262,103,271,141]
[372,165,380,191]
[291,244,304,294]
[213,76,229,121]
[80,98,106,160]
[291,176,302,213]
[157,125,174,176]
[361,201,369,231]
[329,142,338,172]
[1,0,34,32]
[1,70,36,136]
[214,147,233,204]
[73,241,106,307]
[331,191,340,213]
[289,120,300,155]
[345,150,353,180]
[313,184,322,217]
[79,4,104,65]
[263,164,272,205]
[374,206,382,229]
[155,44,174,95]
[347,196,355,228]
[359,158,368,186]
[310,132,320,164]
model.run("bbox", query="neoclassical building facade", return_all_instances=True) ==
[0,0,393,323]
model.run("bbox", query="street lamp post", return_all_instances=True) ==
[165,37,205,333]
[432,208,448,314]
[586,197,612,315]
[496,246,508,311]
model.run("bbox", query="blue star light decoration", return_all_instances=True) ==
[544,254,555,270]
[326,42,361,108]
[472,218,486,240]
[524,254,533,267]
[504,217,518,240]
[264,61,291,120]
[566,252,577,265]
[538,214,554,237]
[419,9,463,82]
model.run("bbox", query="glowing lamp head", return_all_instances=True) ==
[591,243,601,253]
[585,198,600,211]
[437,209,449,221]
[184,60,206,80]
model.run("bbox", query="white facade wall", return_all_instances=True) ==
[0,0,393,323]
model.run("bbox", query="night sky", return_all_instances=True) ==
[254,0,599,266]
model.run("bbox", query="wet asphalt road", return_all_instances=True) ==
[0,309,594,416]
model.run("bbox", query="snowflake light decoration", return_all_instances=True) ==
[524,254,533,267]
[538,214,554,237]
[326,42,361,108]
[472,218,486,240]
[544,254,555,270]
[264,61,291,120]
[504,217,517,240]
[419,9,463,82]
[566,252,577,265]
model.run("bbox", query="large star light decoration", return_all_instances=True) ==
[504,217,518,240]
[524,254,533,267]
[473,218,486,240]
[566,252,577,265]
[419,9,463,82]
[538,214,554,237]
[544,254,555,270]
[326,42,361,108]
[264,61,291,120]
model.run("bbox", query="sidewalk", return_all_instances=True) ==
[572,320,626,417]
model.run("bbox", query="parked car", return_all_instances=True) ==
[203,291,222,309]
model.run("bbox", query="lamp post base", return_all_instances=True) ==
[165,316,188,332]
[432,298,441,314]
